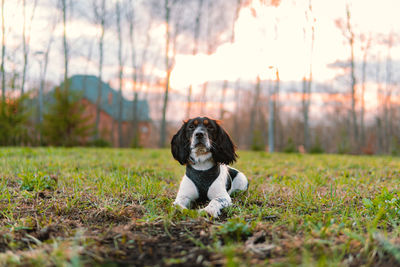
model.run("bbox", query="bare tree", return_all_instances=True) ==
[199,0,215,115]
[36,19,57,144]
[219,0,242,120]
[345,4,358,148]
[1,0,5,102]
[383,33,394,153]
[126,0,139,147]
[93,0,107,141]
[159,0,171,148]
[186,0,204,119]
[375,52,384,153]
[334,4,358,150]
[233,79,241,142]
[302,0,315,152]
[60,0,69,90]
[248,75,261,148]
[116,0,124,147]
[269,67,279,153]
[359,33,371,147]
[21,0,38,95]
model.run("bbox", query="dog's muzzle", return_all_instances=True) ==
[192,130,210,149]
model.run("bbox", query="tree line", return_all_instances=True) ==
[0,0,399,154]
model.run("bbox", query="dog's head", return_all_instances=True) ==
[171,117,237,165]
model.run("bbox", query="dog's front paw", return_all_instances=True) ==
[199,206,221,217]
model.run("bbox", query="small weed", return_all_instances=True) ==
[215,217,252,243]
[362,188,400,225]
[18,173,57,191]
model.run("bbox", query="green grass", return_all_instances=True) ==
[1,148,400,266]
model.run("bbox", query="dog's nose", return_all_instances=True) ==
[196,132,204,139]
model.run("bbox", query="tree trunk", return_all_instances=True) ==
[269,68,279,153]
[384,35,393,153]
[94,0,106,141]
[186,0,203,119]
[200,81,208,114]
[249,76,261,148]
[159,0,170,148]
[116,1,124,147]
[274,69,280,150]
[128,0,139,147]
[21,0,27,95]
[20,0,37,95]
[375,54,383,154]
[346,5,358,149]
[302,77,310,151]
[233,79,240,143]
[360,36,371,148]
[199,0,214,115]
[302,0,314,152]
[220,0,241,121]
[1,0,6,102]
[219,80,228,120]
[268,84,275,153]
[60,0,69,92]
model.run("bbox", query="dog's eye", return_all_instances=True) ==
[207,125,214,130]
[189,125,195,130]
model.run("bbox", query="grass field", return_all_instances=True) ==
[1,148,400,266]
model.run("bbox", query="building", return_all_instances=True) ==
[63,75,151,147]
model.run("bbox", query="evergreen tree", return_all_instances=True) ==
[42,82,92,146]
[0,95,30,146]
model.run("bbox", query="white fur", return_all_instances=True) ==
[173,175,198,209]
[227,167,248,194]
[189,151,213,170]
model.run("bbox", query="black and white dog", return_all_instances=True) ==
[171,117,248,217]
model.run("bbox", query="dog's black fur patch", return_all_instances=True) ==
[186,164,220,202]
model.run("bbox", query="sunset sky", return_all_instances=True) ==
[1,0,400,120]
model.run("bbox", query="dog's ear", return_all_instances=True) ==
[171,121,190,165]
[211,122,238,165]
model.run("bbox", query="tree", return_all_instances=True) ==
[383,33,394,153]
[1,0,5,102]
[42,84,92,146]
[346,4,358,149]
[233,79,241,142]
[249,75,261,149]
[199,0,215,115]
[302,0,315,152]
[21,0,38,95]
[0,95,30,146]
[35,21,56,144]
[60,0,69,91]
[116,0,124,147]
[159,0,171,148]
[359,33,371,147]
[268,67,279,153]
[334,3,358,151]
[92,0,107,141]
[186,0,204,119]
[219,0,242,120]
[126,0,139,147]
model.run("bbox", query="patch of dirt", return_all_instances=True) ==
[86,220,221,266]
[0,187,222,266]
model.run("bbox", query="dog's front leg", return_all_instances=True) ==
[201,194,232,217]
[173,176,198,209]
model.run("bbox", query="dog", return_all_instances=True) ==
[171,117,248,217]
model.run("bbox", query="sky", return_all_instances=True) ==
[1,0,400,121]
[172,0,400,86]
